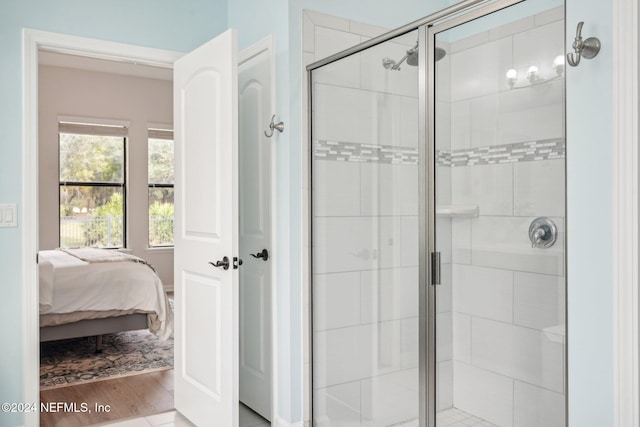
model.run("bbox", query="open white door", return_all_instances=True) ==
[174,29,239,427]
[238,41,273,420]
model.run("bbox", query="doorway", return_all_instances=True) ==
[37,49,176,426]
[23,29,277,427]
[307,0,567,425]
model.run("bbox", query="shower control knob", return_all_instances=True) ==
[529,217,557,249]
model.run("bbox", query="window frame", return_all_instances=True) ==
[57,121,128,249]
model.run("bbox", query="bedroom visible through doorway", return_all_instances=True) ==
[37,49,177,426]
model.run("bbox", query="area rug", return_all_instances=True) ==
[40,329,174,390]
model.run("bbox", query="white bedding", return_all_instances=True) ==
[38,249,173,340]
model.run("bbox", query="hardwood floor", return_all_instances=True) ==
[40,369,174,427]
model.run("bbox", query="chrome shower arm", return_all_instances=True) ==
[392,53,410,70]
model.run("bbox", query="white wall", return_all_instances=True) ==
[38,64,174,285]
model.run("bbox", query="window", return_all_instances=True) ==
[148,129,174,247]
[59,122,127,248]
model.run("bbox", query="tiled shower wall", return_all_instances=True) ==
[440,6,566,427]
[306,10,422,426]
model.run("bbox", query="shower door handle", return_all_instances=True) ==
[431,252,441,285]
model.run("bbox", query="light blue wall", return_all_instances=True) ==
[0,1,228,426]
[566,1,614,426]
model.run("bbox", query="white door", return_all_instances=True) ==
[238,41,273,420]
[174,29,239,427]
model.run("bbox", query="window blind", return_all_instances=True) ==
[148,128,174,140]
[58,121,128,137]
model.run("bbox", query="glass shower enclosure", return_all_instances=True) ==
[309,0,566,426]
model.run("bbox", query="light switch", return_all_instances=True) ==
[0,204,17,228]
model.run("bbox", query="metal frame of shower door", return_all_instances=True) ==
[418,23,436,427]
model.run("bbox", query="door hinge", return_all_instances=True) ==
[431,252,441,285]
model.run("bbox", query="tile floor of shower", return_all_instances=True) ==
[390,408,496,427]
[436,408,496,427]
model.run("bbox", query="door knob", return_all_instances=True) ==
[209,256,229,270]
[250,249,269,261]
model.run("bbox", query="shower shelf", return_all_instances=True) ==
[436,205,479,218]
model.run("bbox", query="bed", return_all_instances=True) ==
[38,248,173,350]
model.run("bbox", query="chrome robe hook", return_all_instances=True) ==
[264,114,284,138]
[567,21,601,67]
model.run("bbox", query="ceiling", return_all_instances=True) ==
[39,50,173,81]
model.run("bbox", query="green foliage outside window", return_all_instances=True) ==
[148,137,175,247]
[149,201,174,246]
[82,192,124,247]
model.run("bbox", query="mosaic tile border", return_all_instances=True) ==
[313,140,419,165]
[314,138,565,166]
[441,138,565,167]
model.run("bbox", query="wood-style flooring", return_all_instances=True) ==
[40,369,174,427]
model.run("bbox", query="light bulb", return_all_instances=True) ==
[526,65,539,83]
[553,55,565,76]
[505,68,518,88]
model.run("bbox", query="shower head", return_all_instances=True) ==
[406,47,419,66]
[382,44,446,70]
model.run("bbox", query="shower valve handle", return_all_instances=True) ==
[529,218,558,249]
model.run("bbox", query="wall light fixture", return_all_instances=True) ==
[505,55,565,89]
[526,65,540,83]
[552,55,565,76]
[506,68,518,88]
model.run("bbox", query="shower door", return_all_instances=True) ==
[430,1,566,427]
[309,0,566,425]
[310,29,422,426]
